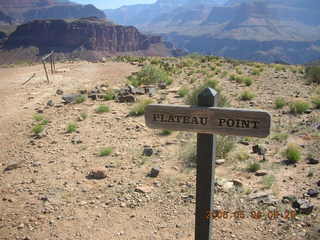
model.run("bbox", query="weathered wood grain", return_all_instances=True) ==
[145,104,271,138]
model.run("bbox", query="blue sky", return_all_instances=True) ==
[73,0,157,9]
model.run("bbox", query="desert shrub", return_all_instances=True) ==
[243,77,253,86]
[283,144,301,164]
[251,68,261,75]
[128,65,172,87]
[66,123,77,133]
[41,119,49,125]
[305,65,320,84]
[182,135,235,168]
[96,104,110,113]
[262,175,276,189]
[33,114,44,121]
[289,100,310,114]
[246,162,261,172]
[103,91,115,101]
[75,95,86,104]
[80,112,88,120]
[186,79,229,107]
[32,124,44,135]
[274,64,286,72]
[129,99,153,116]
[217,136,236,159]
[234,150,250,161]
[160,129,173,136]
[240,90,255,101]
[274,97,286,109]
[311,95,320,109]
[99,147,113,156]
[178,87,189,97]
[271,132,288,142]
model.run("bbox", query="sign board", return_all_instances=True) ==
[145,104,271,138]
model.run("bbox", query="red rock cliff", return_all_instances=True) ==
[5,18,162,52]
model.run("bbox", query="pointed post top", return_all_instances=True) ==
[198,87,219,107]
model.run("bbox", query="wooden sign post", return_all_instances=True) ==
[144,88,271,240]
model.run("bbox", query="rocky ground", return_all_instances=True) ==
[0,56,319,240]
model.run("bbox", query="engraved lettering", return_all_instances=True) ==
[183,116,191,124]
[191,117,199,125]
[200,117,208,126]
[227,119,235,127]
[241,120,250,128]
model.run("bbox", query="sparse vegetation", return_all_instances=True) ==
[274,97,286,109]
[240,90,255,101]
[246,162,261,172]
[129,99,153,116]
[80,112,88,120]
[160,129,173,136]
[283,144,301,164]
[289,100,310,114]
[103,91,115,101]
[261,175,276,189]
[305,65,320,84]
[66,123,77,133]
[33,114,44,121]
[178,87,189,97]
[311,95,320,109]
[75,95,86,104]
[271,132,288,142]
[32,124,44,135]
[243,77,253,86]
[99,147,113,156]
[96,104,110,113]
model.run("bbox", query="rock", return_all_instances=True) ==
[239,141,250,146]
[118,95,136,103]
[252,144,266,155]
[216,159,225,165]
[307,157,319,165]
[158,82,166,89]
[304,109,313,114]
[143,147,153,156]
[222,181,234,191]
[231,179,243,188]
[292,199,314,214]
[248,191,278,205]
[148,167,160,177]
[317,180,320,187]
[282,195,296,204]
[87,169,107,180]
[6,18,161,52]
[255,170,268,176]
[307,189,319,198]
[3,162,22,172]
[135,185,152,194]
[127,85,136,94]
[71,135,82,144]
[62,94,81,104]
[134,88,145,95]
[56,89,64,95]
[47,100,54,106]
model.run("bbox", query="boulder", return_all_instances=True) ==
[148,167,160,177]
[87,169,107,180]
[252,144,267,155]
[292,199,314,214]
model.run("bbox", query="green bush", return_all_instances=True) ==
[41,119,49,125]
[67,123,77,133]
[283,144,301,164]
[289,100,310,114]
[305,65,320,84]
[32,124,44,135]
[274,97,286,109]
[96,104,110,113]
[75,95,86,104]
[33,114,44,121]
[240,90,255,101]
[246,162,261,172]
[127,65,172,87]
[243,77,253,86]
[160,129,173,136]
[178,87,189,97]
[271,132,288,142]
[103,91,115,101]
[186,79,229,107]
[99,147,113,156]
[312,95,320,109]
[129,99,153,116]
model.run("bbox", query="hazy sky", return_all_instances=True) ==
[73,0,157,9]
